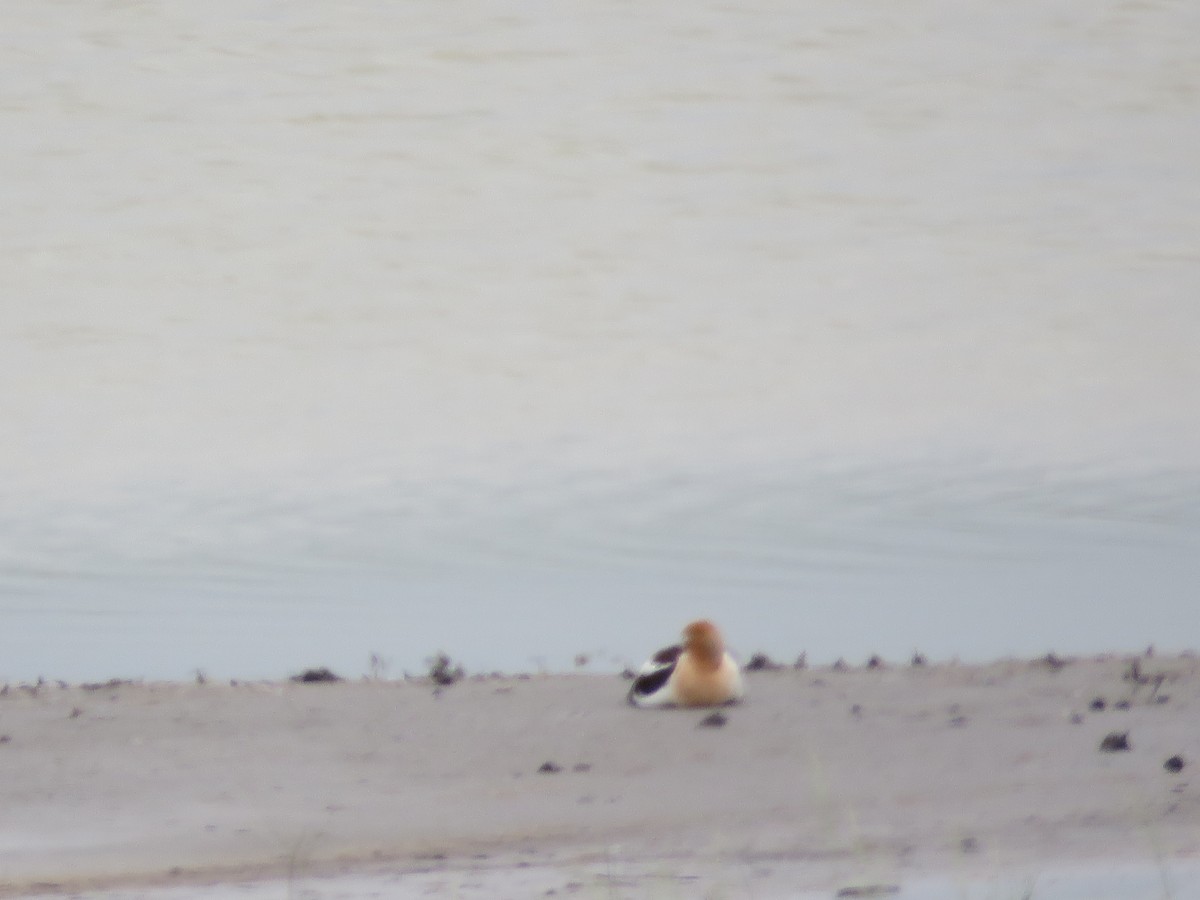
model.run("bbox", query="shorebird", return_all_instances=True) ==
[627,620,744,708]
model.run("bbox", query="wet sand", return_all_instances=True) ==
[1,654,1197,897]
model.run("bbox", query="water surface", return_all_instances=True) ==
[2,0,1198,681]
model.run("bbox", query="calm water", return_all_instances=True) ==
[2,0,1198,682]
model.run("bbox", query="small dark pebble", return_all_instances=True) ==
[290,668,342,684]
[1040,652,1068,671]
[69,707,83,719]
[1070,713,1085,725]
[949,715,969,728]
[1100,731,1130,752]
[1155,694,1170,704]
[866,654,884,669]
[1114,700,1131,710]
[698,712,727,728]
[1164,755,1185,773]
[538,761,562,774]
[1089,697,1106,711]
[0,735,10,744]
[850,704,863,718]
[572,763,592,773]
[960,836,979,853]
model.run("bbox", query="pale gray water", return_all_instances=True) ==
[2,0,1198,681]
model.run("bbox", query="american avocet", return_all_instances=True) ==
[627,620,744,708]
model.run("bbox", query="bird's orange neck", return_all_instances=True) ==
[686,637,724,672]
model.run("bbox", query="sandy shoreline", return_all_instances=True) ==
[1,654,1197,897]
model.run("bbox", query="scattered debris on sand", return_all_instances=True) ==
[81,678,136,692]
[836,884,900,897]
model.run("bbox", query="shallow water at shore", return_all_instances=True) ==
[2,0,1198,682]
[3,462,1199,682]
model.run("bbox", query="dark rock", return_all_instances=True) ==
[698,711,727,728]
[290,667,341,684]
[1099,731,1130,752]
[1164,755,1186,773]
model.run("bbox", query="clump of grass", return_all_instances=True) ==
[367,652,390,680]
[745,653,784,672]
[427,653,464,686]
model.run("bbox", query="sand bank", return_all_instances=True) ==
[1,655,1196,897]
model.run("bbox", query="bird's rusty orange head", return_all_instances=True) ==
[683,620,725,666]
